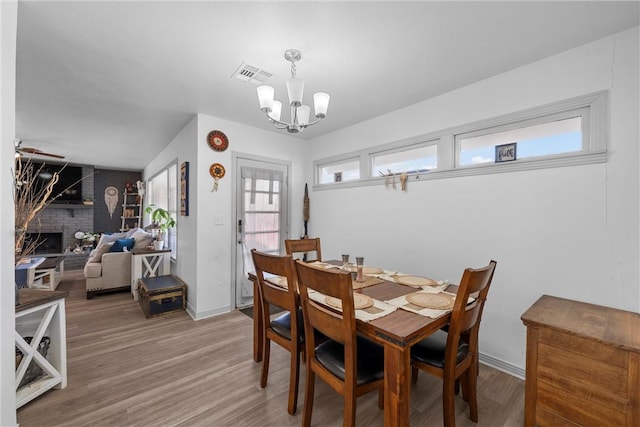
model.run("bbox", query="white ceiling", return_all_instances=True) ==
[15,1,639,170]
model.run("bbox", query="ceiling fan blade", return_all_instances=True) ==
[19,147,65,159]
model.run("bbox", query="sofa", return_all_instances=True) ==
[84,228,154,299]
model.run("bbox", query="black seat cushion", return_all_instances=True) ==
[315,335,384,386]
[410,329,468,369]
[270,309,303,343]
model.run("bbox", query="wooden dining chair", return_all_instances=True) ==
[410,260,497,427]
[295,260,385,427]
[250,249,303,415]
[285,237,322,263]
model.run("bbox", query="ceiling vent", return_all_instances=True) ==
[231,62,273,85]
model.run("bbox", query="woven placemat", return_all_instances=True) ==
[325,293,374,310]
[352,275,384,289]
[405,292,454,310]
[347,265,384,275]
[396,275,437,287]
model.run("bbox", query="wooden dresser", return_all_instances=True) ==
[521,295,640,426]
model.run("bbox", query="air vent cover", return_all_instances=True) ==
[231,62,273,85]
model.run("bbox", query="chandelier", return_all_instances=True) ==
[257,49,330,134]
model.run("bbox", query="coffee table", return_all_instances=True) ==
[33,257,65,290]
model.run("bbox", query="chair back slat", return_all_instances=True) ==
[285,238,322,262]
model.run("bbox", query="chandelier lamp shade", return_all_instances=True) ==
[257,49,330,134]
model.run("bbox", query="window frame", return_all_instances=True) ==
[313,91,607,191]
[146,160,179,260]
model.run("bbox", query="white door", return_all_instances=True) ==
[234,156,289,308]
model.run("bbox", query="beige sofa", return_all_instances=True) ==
[84,228,154,299]
[85,251,132,299]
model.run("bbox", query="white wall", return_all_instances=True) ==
[1,2,18,424]
[307,27,639,373]
[147,114,307,319]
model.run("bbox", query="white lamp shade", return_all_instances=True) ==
[268,100,282,121]
[313,92,330,118]
[257,85,275,111]
[286,78,304,107]
[298,105,311,125]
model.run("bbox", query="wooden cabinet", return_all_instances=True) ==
[120,190,142,231]
[521,295,640,426]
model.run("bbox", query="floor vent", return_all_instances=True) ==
[231,62,272,85]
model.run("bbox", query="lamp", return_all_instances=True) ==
[257,49,330,134]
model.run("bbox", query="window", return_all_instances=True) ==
[371,143,437,177]
[147,161,178,259]
[318,158,360,184]
[457,114,583,167]
[313,91,606,190]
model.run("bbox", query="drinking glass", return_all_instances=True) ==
[355,256,364,282]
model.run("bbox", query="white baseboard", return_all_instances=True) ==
[186,303,231,321]
[479,352,525,380]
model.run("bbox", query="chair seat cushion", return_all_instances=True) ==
[410,329,469,368]
[270,311,294,340]
[315,335,384,386]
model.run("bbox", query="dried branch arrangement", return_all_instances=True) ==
[14,157,61,257]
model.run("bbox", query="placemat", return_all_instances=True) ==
[265,275,288,289]
[396,275,438,287]
[308,261,340,270]
[405,292,454,309]
[346,265,384,275]
[308,289,397,322]
[352,275,385,289]
[386,290,458,318]
[325,293,373,310]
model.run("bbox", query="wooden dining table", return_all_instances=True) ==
[249,261,456,427]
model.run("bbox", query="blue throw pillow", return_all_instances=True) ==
[109,238,135,252]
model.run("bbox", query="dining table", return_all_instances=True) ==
[248,260,457,427]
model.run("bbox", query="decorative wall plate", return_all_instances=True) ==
[209,163,225,179]
[207,130,229,152]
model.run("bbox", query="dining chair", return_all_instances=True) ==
[410,260,497,427]
[295,260,385,427]
[285,237,322,263]
[250,249,303,415]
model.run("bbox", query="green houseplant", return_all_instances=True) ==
[144,205,176,250]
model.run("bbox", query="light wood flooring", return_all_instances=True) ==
[17,270,525,426]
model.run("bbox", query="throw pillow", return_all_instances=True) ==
[109,238,135,253]
[96,232,127,247]
[87,242,114,263]
[130,229,154,249]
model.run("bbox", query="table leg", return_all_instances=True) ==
[253,279,263,363]
[384,344,411,427]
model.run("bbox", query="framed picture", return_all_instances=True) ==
[180,161,189,216]
[334,172,342,183]
[495,142,517,163]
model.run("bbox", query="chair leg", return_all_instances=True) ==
[343,385,357,427]
[411,366,419,384]
[287,347,300,415]
[378,384,384,409]
[442,377,457,427]
[302,367,316,427]
[260,338,270,388]
[466,363,479,422]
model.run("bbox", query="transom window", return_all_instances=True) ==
[313,91,606,190]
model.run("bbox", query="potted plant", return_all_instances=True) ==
[144,205,176,250]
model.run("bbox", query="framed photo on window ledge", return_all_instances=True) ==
[495,142,517,163]
[180,161,189,216]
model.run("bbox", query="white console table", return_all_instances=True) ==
[131,248,171,301]
[15,290,68,408]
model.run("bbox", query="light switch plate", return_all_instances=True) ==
[214,215,224,225]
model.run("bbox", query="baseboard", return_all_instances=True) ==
[479,352,525,380]
[186,304,232,321]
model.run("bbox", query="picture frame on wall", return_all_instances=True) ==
[495,142,517,163]
[180,161,189,216]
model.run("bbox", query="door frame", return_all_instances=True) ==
[231,152,291,308]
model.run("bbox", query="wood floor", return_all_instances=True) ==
[17,271,525,426]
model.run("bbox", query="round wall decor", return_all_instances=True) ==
[209,163,226,179]
[207,130,229,152]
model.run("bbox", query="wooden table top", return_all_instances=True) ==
[521,294,640,352]
[36,256,65,269]
[16,289,68,312]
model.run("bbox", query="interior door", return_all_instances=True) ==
[234,157,289,308]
